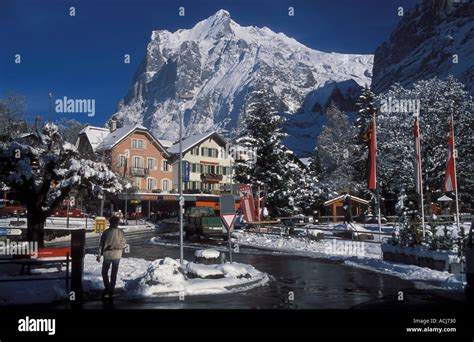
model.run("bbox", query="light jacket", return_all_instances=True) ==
[99,228,126,260]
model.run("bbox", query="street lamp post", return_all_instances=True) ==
[178,92,193,267]
[124,182,131,225]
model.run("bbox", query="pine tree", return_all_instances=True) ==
[234,87,304,217]
[296,146,331,215]
[352,85,376,189]
[376,76,474,210]
[314,103,357,193]
[392,192,423,247]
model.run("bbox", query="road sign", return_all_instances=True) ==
[182,161,190,182]
[220,194,236,262]
[220,194,235,215]
[221,214,236,231]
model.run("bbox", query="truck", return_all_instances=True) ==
[184,206,228,240]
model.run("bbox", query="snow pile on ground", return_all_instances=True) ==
[382,243,460,264]
[83,254,150,291]
[127,251,268,297]
[305,229,325,237]
[121,223,154,232]
[331,223,374,237]
[0,252,268,305]
[345,259,463,291]
[185,261,251,280]
[195,249,220,259]
[0,254,150,305]
[220,263,250,278]
[232,231,381,260]
[126,257,187,296]
[186,262,224,279]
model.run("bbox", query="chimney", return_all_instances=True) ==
[110,119,117,132]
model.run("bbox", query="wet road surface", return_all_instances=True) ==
[43,224,467,309]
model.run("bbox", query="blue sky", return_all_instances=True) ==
[0,0,418,126]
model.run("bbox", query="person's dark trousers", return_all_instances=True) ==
[102,259,120,296]
[465,273,474,303]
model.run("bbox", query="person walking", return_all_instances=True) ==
[96,215,126,299]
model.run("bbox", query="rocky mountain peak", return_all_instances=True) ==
[111,10,373,156]
[372,0,474,94]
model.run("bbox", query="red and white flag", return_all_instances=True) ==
[443,118,457,192]
[413,115,423,194]
[239,185,256,223]
[367,114,377,191]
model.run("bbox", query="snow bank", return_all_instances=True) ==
[0,254,268,304]
[333,223,374,237]
[194,249,221,259]
[186,261,251,279]
[382,244,460,263]
[220,263,250,278]
[126,257,186,296]
[83,254,150,291]
[186,263,224,278]
[344,259,463,291]
[128,259,267,297]
[232,231,381,260]
[306,229,324,236]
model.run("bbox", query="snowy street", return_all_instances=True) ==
[0,223,464,309]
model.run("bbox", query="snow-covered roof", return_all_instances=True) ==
[158,139,173,148]
[167,131,227,155]
[77,126,110,152]
[437,195,453,202]
[96,124,144,151]
[96,124,169,156]
[324,194,370,206]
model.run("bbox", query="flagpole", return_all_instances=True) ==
[420,179,426,237]
[374,111,382,239]
[451,113,461,232]
[415,112,426,237]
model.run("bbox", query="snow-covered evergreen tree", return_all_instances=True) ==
[0,123,122,246]
[56,118,86,144]
[298,146,335,215]
[314,103,357,193]
[352,85,376,190]
[376,76,474,209]
[234,87,304,217]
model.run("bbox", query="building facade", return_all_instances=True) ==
[95,124,173,193]
[167,131,231,194]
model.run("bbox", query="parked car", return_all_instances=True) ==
[184,206,227,240]
[50,208,84,218]
[0,200,27,218]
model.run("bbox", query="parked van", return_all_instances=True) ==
[0,200,27,218]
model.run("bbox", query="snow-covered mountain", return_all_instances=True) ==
[111,9,373,155]
[372,0,474,95]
